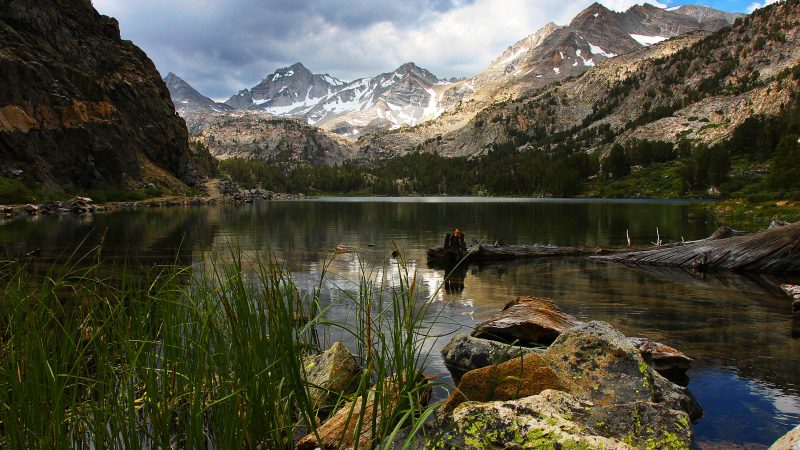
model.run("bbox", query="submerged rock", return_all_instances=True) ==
[440,333,542,383]
[471,296,580,345]
[302,342,360,412]
[628,338,694,372]
[628,337,693,379]
[770,424,800,449]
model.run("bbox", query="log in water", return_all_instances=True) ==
[428,223,800,274]
[596,222,800,273]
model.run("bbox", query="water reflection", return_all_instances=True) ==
[1,198,798,446]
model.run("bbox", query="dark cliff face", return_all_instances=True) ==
[0,0,213,190]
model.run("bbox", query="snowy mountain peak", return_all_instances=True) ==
[163,73,231,114]
[225,62,347,115]
[391,62,441,84]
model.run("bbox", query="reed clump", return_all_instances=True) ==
[0,246,442,449]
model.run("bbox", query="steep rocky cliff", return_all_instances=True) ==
[0,0,213,190]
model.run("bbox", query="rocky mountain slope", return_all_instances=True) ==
[165,73,231,115]
[0,0,214,190]
[187,111,355,166]
[360,1,791,161]
[355,2,746,159]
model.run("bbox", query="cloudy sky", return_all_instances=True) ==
[92,0,766,101]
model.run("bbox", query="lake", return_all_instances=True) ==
[1,197,798,448]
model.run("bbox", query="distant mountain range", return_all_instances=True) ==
[167,3,742,133]
[165,2,756,165]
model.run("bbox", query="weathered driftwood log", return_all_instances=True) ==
[595,222,800,273]
[427,242,603,268]
[295,372,430,450]
[471,297,579,346]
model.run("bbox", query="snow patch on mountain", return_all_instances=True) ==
[630,34,669,46]
[589,43,617,58]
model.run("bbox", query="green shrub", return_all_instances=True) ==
[0,179,35,204]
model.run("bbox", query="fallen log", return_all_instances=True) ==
[427,226,747,268]
[427,242,604,268]
[595,222,800,273]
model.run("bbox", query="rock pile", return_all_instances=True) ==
[218,180,241,198]
[458,296,693,381]
[433,297,701,449]
[439,321,701,449]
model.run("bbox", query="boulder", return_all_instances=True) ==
[442,352,564,412]
[448,389,692,450]
[471,296,581,345]
[628,337,694,376]
[441,321,701,449]
[770,424,800,450]
[544,321,659,406]
[302,342,360,412]
[440,333,542,383]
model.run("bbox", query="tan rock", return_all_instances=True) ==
[442,352,563,412]
[770,424,800,450]
[302,342,360,411]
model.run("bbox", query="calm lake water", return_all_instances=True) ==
[2,197,798,448]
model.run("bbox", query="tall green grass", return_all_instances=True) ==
[0,245,443,449]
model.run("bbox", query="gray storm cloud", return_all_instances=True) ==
[94,0,675,100]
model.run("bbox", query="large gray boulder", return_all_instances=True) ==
[465,296,693,380]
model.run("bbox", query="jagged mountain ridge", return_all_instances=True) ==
[225,62,345,114]
[306,62,446,134]
[163,2,748,167]
[425,2,744,134]
[367,0,799,160]
[206,3,742,137]
[165,73,232,115]
[668,5,746,29]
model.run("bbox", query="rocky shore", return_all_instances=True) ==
[298,295,705,449]
[0,179,309,222]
